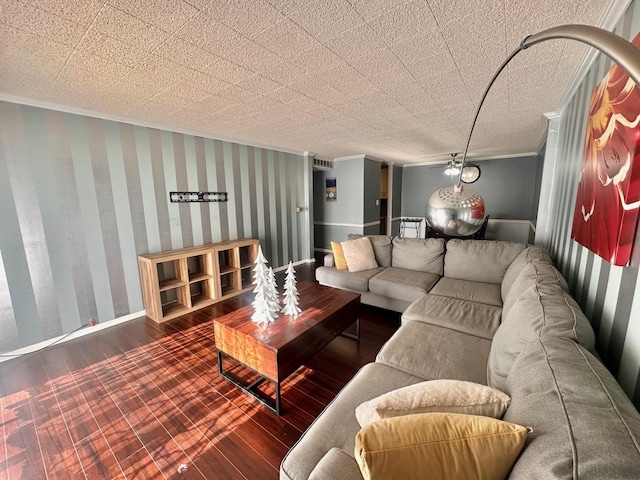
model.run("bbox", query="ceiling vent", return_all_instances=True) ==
[313,158,334,170]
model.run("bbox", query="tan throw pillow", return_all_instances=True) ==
[341,237,378,272]
[330,241,348,270]
[355,379,510,427]
[355,413,531,480]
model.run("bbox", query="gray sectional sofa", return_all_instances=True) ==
[280,237,640,479]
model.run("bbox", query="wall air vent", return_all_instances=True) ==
[313,158,334,170]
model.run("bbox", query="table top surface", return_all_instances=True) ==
[213,281,360,350]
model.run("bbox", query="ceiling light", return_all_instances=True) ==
[444,153,462,176]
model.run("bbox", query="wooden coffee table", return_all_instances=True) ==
[213,281,361,415]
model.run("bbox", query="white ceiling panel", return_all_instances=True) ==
[0,0,621,164]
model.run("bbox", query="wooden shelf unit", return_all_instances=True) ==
[138,239,260,323]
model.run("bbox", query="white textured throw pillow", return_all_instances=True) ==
[341,237,378,272]
[355,379,511,427]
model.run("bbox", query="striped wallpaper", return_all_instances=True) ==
[0,101,309,353]
[542,0,640,408]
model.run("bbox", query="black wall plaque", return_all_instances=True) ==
[169,192,228,203]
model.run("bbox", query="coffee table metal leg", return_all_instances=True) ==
[217,350,282,415]
[341,318,360,341]
[275,382,281,415]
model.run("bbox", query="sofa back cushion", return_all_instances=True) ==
[501,246,553,299]
[502,261,569,315]
[391,237,445,274]
[503,336,640,479]
[349,234,393,267]
[487,283,596,391]
[444,240,526,284]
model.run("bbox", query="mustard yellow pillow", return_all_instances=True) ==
[330,241,348,270]
[355,413,531,480]
[355,380,511,427]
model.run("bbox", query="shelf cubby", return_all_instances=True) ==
[160,287,189,318]
[239,244,258,268]
[157,259,185,289]
[220,271,240,297]
[241,267,253,289]
[190,279,215,308]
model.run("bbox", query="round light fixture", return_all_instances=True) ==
[461,165,481,183]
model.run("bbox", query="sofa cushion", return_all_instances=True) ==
[354,413,530,480]
[348,234,393,267]
[376,321,492,384]
[330,241,348,270]
[355,379,510,427]
[444,239,526,284]
[390,237,445,274]
[342,237,378,272]
[402,294,502,340]
[315,266,385,293]
[502,261,569,315]
[429,277,502,307]
[280,363,425,480]
[487,283,596,391]
[501,245,553,299]
[369,267,440,303]
[504,336,640,479]
[308,448,361,480]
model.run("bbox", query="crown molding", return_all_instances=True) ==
[402,151,538,168]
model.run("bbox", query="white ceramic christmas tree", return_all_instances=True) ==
[281,262,301,316]
[251,246,279,324]
[267,266,281,313]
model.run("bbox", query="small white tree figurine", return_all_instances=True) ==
[281,262,301,316]
[251,246,279,324]
[267,266,281,312]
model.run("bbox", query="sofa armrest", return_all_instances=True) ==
[308,448,362,480]
[324,253,335,267]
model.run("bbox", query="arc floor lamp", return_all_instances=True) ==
[425,24,640,236]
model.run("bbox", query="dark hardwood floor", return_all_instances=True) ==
[0,263,400,479]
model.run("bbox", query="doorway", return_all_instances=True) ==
[380,164,388,234]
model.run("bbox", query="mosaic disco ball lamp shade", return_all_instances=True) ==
[426,24,640,243]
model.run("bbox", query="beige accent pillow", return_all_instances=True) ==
[330,241,348,270]
[355,379,510,427]
[355,412,531,480]
[341,237,378,272]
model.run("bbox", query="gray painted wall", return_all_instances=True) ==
[401,156,540,242]
[539,0,640,408]
[313,156,383,250]
[0,101,309,353]
[401,156,540,220]
[313,159,363,225]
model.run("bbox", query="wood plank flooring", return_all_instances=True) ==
[0,264,400,479]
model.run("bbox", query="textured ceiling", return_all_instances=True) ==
[0,0,615,164]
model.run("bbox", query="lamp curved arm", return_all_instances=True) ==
[457,23,640,188]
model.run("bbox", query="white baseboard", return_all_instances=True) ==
[273,258,315,272]
[0,310,144,362]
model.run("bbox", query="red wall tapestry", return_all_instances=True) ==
[571,31,640,266]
